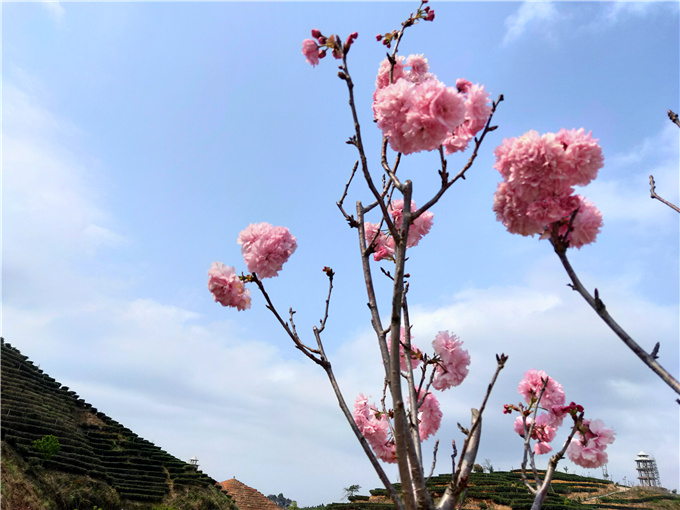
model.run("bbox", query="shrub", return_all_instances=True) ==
[33,434,60,460]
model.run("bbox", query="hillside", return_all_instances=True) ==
[0,338,238,510]
[325,471,679,510]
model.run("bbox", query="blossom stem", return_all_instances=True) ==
[553,243,680,396]
[520,379,549,494]
[530,415,582,510]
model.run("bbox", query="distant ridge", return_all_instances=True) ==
[1,338,238,509]
[218,478,282,510]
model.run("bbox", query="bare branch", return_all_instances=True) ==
[427,440,440,481]
[253,277,323,364]
[552,240,680,396]
[437,354,507,510]
[337,162,360,227]
[649,174,680,213]
[668,109,680,128]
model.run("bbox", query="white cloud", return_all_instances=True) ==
[3,80,127,311]
[2,71,677,508]
[586,121,679,226]
[502,1,559,45]
[599,1,672,27]
[42,1,65,21]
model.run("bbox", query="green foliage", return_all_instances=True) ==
[268,492,294,507]
[473,463,484,473]
[343,484,362,501]
[33,434,61,460]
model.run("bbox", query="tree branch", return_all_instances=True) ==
[551,240,680,396]
[649,174,680,213]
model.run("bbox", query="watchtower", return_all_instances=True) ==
[635,451,660,487]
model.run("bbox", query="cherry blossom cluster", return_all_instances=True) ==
[208,223,297,309]
[354,329,470,463]
[372,55,491,155]
[353,394,396,463]
[302,29,358,67]
[365,199,434,261]
[567,418,616,468]
[207,262,252,311]
[492,129,605,248]
[505,369,615,468]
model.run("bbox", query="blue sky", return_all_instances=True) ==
[3,1,679,505]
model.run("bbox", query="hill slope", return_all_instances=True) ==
[1,338,238,510]
[326,471,679,510]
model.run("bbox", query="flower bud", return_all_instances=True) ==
[311,28,322,39]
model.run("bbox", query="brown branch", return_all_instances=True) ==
[427,440,440,481]
[437,354,507,510]
[340,55,397,240]
[253,277,323,365]
[337,162,360,227]
[552,241,680,396]
[311,324,404,509]
[668,109,680,128]
[649,174,680,213]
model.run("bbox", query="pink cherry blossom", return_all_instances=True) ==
[364,222,396,261]
[518,369,566,409]
[431,331,470,390]
[387,328,422,372]
[405,54,434,83]
[373,56,466,155]
[238,223,297,278]
[302,39,319,67]
[533,413,557,443]
[555,128,604,187]
[456,78,472,93]
[567,419,615,469]
[443,82,491,155]
[513,413,555,441]
[415,391,442,441]
[375,56,406,93]
[207,262,251,311]
[534,441,553,455]
[513,415,527,437]
[353,394,396,463]
[464,83,492,135]
[493,129,604,248]
[562,196,603,249]
[388,199,434,249]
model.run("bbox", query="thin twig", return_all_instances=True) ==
[254,278,323,363]
[427,440,440,481]
[337,162,360,227]
[649,175,680,213]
